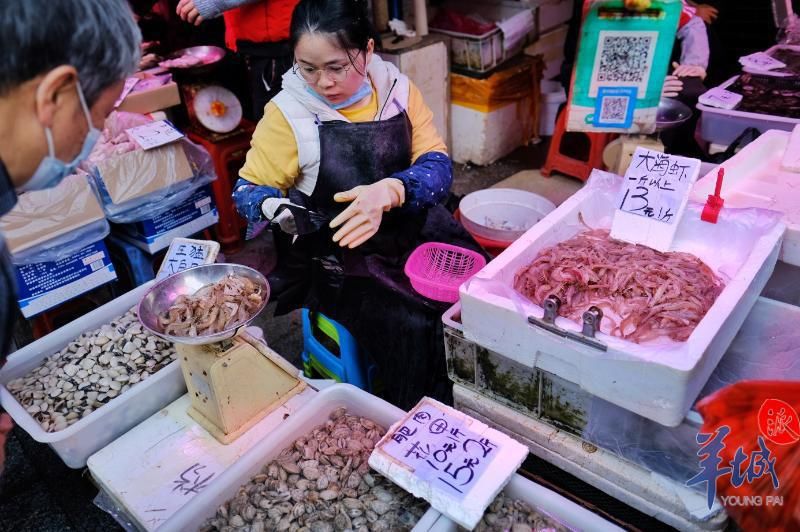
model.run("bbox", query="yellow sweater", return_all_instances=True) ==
[239,81,447,193]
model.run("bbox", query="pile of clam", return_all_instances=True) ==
[201,407,427,532]
[6,308,176,432]
[465,491,569,532]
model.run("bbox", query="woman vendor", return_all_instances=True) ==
[232,0,481,409]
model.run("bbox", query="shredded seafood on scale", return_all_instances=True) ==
[513,229,724,343]
[159,274,264,337]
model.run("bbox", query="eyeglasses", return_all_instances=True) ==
[293,62,353,83]
[293,52,364,84]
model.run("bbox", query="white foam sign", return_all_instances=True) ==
[611,147,700,251]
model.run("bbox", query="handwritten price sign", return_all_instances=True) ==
[739,52,786,71]
[611,147,700,251]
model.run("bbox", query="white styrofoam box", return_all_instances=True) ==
[88,390,318,531]
[161,384,442,532]
[698,76,800,145]
[536,0,574,33]
[539,79,566,136]
[453,384,728,531]
[459,173,784,426]
[14,240,117,319]
[451,97,535,166]
[0,282,185,468]
[692,130,800,266]
[428,473,622,532]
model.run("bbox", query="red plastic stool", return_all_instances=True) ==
[188,121,256,254]
[541,108,616,182]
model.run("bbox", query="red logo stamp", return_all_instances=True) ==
[758,399,800,446]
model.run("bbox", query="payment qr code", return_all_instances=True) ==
[599,95,630,123]
[597,35,653,83]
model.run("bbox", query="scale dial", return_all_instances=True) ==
[191,85,243,133]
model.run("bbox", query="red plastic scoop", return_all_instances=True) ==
[701,167,725,223]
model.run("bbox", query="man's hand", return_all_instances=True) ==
[662,75,684,98]
[672,62,707,80]
[694,4,719,24]
[0,413,13,477]
[176,0,204,26]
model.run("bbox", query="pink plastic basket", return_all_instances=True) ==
[404,242,487,303]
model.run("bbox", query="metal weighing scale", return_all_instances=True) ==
[603,97,694,174]
[159,46,245,136]
[137,263,306,444]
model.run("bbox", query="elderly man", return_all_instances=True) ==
[0,0,142,475]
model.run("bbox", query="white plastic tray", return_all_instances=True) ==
[459,173,784,426]
[428,472,622,532]
[0,282,186,468]
[159,384,442,532]
[692,129,800,266]
[697,76,800,144]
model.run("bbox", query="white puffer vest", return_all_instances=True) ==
[271,55,410,196]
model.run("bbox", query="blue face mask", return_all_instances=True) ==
[306,79,373,110]
[21,82,101,192]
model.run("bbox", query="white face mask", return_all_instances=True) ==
[20,82,101,192]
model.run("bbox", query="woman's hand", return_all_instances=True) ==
[672,62,707,80]
[662,75,684,98]
[330,178,405,248]
[176,0,204,25]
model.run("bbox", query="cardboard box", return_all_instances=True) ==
[0,174,105,256]
[112,185,219,254]
[14,241,117,318]
[117,75,181,115]
[524,24,568,80]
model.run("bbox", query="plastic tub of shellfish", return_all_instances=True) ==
[161,384,442,532]
[0,282,185,468]
[427,473,622,531]
[459,170,785,427]
[697,76,800,145]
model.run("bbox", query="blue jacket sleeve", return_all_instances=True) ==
[232,177,283,223]
[390,151,453,213]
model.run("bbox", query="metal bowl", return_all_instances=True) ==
[159,45,226,72]
[137,264,270,346]
[655,97,693,131]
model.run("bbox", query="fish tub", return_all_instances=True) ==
[459,171,785,426]
[0,282,186,468]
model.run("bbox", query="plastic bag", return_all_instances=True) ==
[695,381,800,531]
[84,136,217,224]
[0,173,110,264]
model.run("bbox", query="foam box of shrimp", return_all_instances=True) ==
[459,170,786,426]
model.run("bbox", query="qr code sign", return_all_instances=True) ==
[599,95,630,124]
[597,35,653,84]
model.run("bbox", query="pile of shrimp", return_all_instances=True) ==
[513,230,724,343]
[159,274,264,337]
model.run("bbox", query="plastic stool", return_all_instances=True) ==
[301,309,372,391]
[187,122,256,254]
[541,107,616,182]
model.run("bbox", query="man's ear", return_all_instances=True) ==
[34,65,79,128]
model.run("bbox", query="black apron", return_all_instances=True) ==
[272,112,483,409]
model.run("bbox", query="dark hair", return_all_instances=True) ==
[290,0,374,70]
[0,0,141,106]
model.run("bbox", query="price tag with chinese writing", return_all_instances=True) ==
[126,119,185,150]
[739,52,786,71]
[156,238,219,280]
[698,87,743,110]
[610,147,701,252]
[368,397,528,530]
